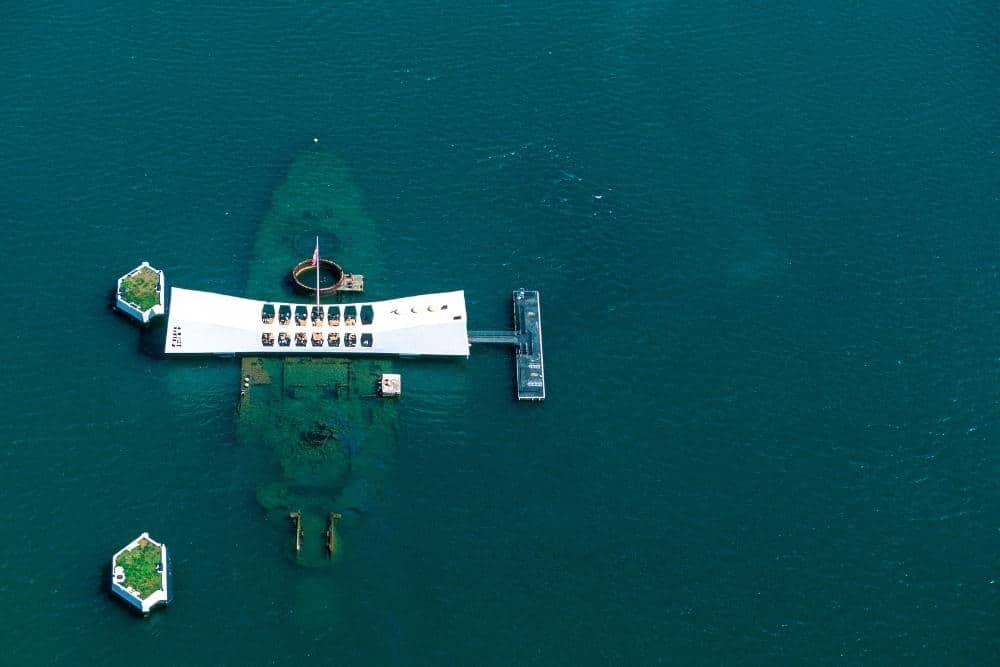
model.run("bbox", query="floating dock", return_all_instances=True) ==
[469,289,545,401]
[513,289,545,401]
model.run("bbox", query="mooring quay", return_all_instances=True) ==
[164,287,545,400]
[469,289,545,401]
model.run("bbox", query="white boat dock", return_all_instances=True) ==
[468,289,545,401]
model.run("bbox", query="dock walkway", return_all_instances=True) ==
[468,330,519,345]
[513,289,545,401]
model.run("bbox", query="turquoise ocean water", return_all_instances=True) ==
[1,2,998,664]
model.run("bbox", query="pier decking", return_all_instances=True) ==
[468,289,545,401]
[110,533,170,615]
[513,289,545,401]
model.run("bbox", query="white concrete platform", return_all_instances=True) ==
[116,261,165,324]
[110,532,170,615]
[379,373,402,396]
[165,287,470,357]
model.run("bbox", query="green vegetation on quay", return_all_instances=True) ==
[120,266,160,311]
[117,539,163,599]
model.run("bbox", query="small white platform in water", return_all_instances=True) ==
[116,261,165,324]
[379,373,402,396]
[164,287,470,357]
[110,532,170,615]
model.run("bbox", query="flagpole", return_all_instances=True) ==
[315,235,320,306]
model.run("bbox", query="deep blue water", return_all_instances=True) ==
[1,2,998,664]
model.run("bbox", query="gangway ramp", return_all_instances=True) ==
[468,330,519,345]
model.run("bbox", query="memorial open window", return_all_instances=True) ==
[327,306,340,326]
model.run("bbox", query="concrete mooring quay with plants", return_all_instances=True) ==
[110,532,171,615]
[115,261,165,325]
